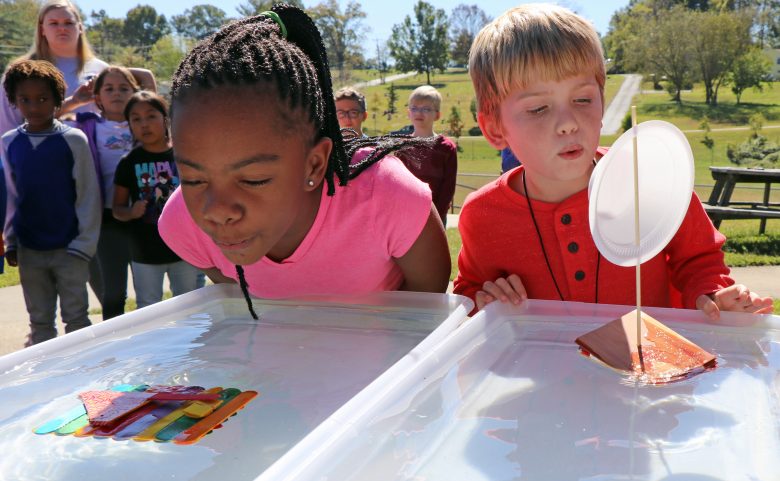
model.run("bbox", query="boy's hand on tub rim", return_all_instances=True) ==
[476,274,527,310]
[696,284,774,321]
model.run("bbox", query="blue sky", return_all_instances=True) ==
[74,1,630,43]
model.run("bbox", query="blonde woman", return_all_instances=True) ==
[0,0,155,134]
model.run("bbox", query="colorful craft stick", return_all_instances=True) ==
[35,384,136,435]
[52,385,145,436]
[112,403,181,440]
[35,384,256,445]
[152,388,229,442]
[135,388,233,442]
[173,390,257,445]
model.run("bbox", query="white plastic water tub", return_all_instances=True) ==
[269,299,780,481]
[0,285,472,481]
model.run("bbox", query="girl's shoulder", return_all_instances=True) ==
[74,111,102,126]
[84,57,109,72]
[341,149,430,208]
[349,148,419,186]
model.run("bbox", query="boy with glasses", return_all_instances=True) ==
[334,87,368,138]
[396,85,458,226]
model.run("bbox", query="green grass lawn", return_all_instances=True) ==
[633,81,780,130]
[360,70,629,137]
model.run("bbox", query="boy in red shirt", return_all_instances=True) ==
[454,4,773,320]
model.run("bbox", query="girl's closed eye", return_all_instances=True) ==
[180,178,205,187]
[241,178,272,187]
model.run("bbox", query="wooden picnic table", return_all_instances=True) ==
[705,166,780,234]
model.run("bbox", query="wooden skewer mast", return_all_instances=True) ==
[631,106,645,372]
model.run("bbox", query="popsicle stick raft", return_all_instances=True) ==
[34,384,257,445]
[582,116,715,383]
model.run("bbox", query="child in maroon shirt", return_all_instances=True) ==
[395,85,457,225]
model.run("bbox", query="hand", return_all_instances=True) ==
[73,79,95,104]
[5,250,17,267]
[475,274,527,310]
[130,199,148,219]
[696,284,774,321]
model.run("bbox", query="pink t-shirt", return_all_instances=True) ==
[159,152,432,298]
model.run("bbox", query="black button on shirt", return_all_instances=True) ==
[574,270,585,281]
[561,214,572,225]
[568,242,579,253]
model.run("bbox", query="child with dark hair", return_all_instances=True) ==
[72,65,139,319]
[158,5,450,316]
[112,91,199,309]
[1,59,101,345]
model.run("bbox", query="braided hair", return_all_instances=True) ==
[171,4,432,318]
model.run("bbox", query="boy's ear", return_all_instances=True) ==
[304,136,333,191]
[478,111,508,150]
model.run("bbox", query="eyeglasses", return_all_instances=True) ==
[408,106,437,114]
[336,109,364,119]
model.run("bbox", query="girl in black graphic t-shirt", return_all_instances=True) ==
[112,91,199,309]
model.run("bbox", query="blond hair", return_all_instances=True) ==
[408,85,442,111]
[469,4,605,122]
[27,0,95,73]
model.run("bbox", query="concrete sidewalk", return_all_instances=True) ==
[0,269,168,357]
[1,260,777,358]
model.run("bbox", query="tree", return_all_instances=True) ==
[625,5,696,103]
[449,4,489,66]
[447,105,464,149]
[0,0,38,70]
[689,9,751,105]
[171,4,229,40]
[388,0,449,84]
[602,6,638,73]
[373,40,391,84]
[123,5,170,52]
[236,0,304,17]
[700,115,715,164]
[385,83,398,117]
[148,35,191,82]
[86,10,125,62]
[309,0,367,84]
[752,0,780,48]
[730,47,772,103]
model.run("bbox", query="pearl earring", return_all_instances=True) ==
[307,180,315,187]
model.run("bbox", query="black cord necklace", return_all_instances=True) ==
[522,170,600,303]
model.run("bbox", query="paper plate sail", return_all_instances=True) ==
[589,120,694,266]
[583,120,714,382]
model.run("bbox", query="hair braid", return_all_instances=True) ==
[236,265,259,320]
[171,4,436,198]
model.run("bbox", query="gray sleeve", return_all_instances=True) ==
[1,132,18,252]
[63,129,101,260]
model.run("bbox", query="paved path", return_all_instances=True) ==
[601,74,642,135]
[0,270,168,358]
[348,71,417,90]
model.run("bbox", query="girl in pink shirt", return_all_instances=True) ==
[158,6,450,318]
